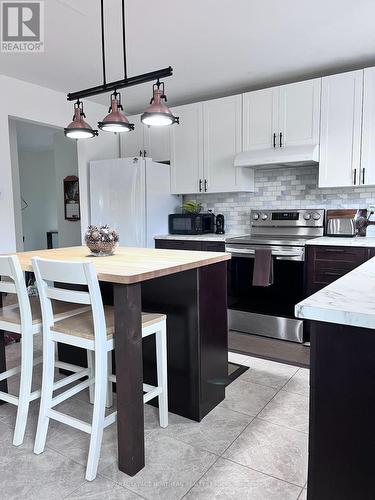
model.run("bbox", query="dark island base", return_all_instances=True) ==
[58,262,228,422]
[308,320,375,500]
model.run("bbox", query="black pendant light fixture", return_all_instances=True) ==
[65,0,179,140]
[141,80,179,127]
[64,100,98,139]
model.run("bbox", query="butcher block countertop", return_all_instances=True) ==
[14,246,231,285]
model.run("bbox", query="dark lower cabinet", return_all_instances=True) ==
[155,239,225,253]
[309,320,375,500]
[306,245,372,296]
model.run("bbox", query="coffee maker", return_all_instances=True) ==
[215,214,225,234]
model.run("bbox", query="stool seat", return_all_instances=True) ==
[51,306,166,340]
[0,296,88,327]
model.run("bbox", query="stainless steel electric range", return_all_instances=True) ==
[225,209,325,343]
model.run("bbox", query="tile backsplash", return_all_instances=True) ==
[185,166,375,234]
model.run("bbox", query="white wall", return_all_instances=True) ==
[19,150,58,251]
[0,74,119,253]
[53,133,81,247]
[8,120,24,251]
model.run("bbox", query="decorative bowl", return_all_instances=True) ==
[85,225,119,257]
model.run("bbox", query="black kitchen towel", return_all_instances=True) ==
[252,248,274,287]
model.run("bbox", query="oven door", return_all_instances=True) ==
[226,244,305,342]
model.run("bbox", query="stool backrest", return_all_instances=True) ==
[32,257,106,345]
[0,255,32,329]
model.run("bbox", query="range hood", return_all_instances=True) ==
[234,144,319,169]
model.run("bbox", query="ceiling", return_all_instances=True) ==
[1,0,375,114]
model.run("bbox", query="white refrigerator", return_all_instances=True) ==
[89,157,180,248]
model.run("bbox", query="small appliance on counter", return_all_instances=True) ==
[215,214,225,234]
[326,209,367,237]
[168,213,215,235]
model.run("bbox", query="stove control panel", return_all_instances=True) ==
[312,211,321,220]
[251,209,325,227]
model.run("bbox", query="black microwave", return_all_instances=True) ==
[169,213,215,235]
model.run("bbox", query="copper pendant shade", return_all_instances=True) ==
[64,101,98,139]
[98,91,134,133]
[141,80,179,127]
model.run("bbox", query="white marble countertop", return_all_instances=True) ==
[295,256,375,329]
[306,236,375,247]
[154,233,249,242]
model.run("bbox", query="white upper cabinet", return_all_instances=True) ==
[243,88,277,151]
[120,114,144,158]
[170,98,254,194]
[203,95,253,193]
[278,79,321,148]
[242,78,321,152]
[319,70,363,188]
[145,126,171,162]
[120,115,171,162]
[361,67,375,186]
[170,103,204,195]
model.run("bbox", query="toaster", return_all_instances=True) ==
[326,209,367,237]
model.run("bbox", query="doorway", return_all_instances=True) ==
[10,119,82,251]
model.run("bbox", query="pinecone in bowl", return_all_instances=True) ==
[85,225,119,257]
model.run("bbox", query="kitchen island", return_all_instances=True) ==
[295,257,375,500]
[5,246,230,477]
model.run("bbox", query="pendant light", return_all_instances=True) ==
[141,80,179,127]
[98,91,134,133]
[65,0,179,140]
[64,100,98,139]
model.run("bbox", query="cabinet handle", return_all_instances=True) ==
[139,150,143,157]
[144,150,147,157]
[204,179,208,192]
[279,132,283,148]
[199,179,202,192]
[362,168,366,184]
[353,168,357,185]
[273,133,276,148]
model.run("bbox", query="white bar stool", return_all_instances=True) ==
[32,257,168,481]
[0,255,89,446]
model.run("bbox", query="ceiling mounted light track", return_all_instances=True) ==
[65,0,179,140]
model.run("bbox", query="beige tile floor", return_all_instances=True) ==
[0,340,309,500]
